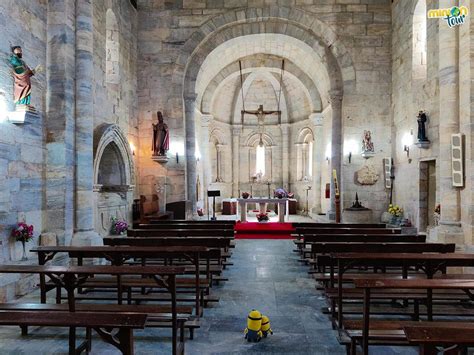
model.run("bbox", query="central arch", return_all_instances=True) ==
[174,7,355,213]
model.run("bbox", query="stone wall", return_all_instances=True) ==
[136,0,393,219]
[0,0,138,301]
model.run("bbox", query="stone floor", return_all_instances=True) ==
[0,239,418,354]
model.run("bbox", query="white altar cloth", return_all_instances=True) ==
[237,198,289,222]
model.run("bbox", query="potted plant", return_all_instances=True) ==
[11,222,34,261]
[256,212,269,222]
[111,216,128,235]
[242,192,250,199]
[388,204,404,225]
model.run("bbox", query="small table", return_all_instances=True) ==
[222,198,237,215]
[237,198,289,222]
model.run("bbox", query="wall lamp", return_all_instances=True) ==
[401,131,413,163]
[344,139,359,164]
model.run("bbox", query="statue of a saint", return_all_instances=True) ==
[9,46,42,108]
[152,111,170,156]
[417,111,429,142]
[362,130,374,152]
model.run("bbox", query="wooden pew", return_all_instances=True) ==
[127,228,235,238]
[293,223,386,228]
[404,324,474,355]
[352,278,474,355]
[0,264,185,355]
[0,311,146,355]
[149,220,236,226]
[297,234,425,258]
[136,223,234,230]
[32,246,210,320]
[296,227,401,236]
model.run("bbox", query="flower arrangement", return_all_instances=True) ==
[111,216,128,235]
[242,192,250,199]
[256,212,269,222]
[11,222,34,243]
[287,192,295,199]
[388,204,403,217]
[197,208,204,216]
[434,204,440,214]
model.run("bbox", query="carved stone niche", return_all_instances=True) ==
[93,124,135,236]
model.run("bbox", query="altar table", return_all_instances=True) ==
[237,198,289,222]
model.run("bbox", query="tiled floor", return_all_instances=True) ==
[0,239,417,354]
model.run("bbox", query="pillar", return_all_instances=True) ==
[281,123,290,189]
[216,144,225,182]
[328,91,343,221]
[201,114,212,202]
[310,113,324,214]
[73,0,101,246]
[184,95,197,215]
[436,2,463,244]
[232,125,242,197]
[45,0,76,245]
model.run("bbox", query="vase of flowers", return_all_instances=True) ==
[256,212,269,222]
[388,204,404,225]
[111,217,128,235]
[242,192,250,199]
[11,222,34,261]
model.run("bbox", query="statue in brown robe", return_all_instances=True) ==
[152,111,170,156]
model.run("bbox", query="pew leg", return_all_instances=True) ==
[419,344,438,355]
[56,286,61,304]
[20,325,28,336]
[68,326,76,355]
[117,328,134,355]
[86,327,92,352]
[413,300,420,321]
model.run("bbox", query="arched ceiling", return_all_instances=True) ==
[195,33,330,125]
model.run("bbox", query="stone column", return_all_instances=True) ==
[184,95,197,214]
[328,91,343,221]
[436,4,463,244]
[45,0,76,246]
[201,114,212,199]
[73,0,101,246]
[232,125,242,197]
[216,144,225,182]
[281,123,290,189]
[310,113,324,214]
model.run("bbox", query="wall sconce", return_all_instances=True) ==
[348,152,352,163]
[129,142,136,156]
[326,156,330,164]
[344,139,359,164]
[401,132,413,163]
[175,152,179,164]
[169,141,185,165]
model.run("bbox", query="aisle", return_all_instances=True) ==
[186,239,346,354]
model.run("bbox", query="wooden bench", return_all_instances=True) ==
[32,245,211,319]
[293,222,386,228]
[136,223,235,230]
[0,264,186,355]
[404,324,474,354]
[0,311,147,355]
[351,278,474,355]
[127,228,235,238]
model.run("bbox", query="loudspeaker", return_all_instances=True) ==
[383,157,392,189]
[451,133,464,187]
[207,190,221,197]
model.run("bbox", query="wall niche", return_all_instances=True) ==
[93,124,135,236]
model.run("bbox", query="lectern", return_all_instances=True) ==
[207,190,221,221]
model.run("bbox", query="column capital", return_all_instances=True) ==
[309,112,324,126]
[201,114,213,127]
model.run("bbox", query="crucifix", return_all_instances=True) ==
[241,104,281,126]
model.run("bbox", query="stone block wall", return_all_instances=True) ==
[136,0,393,219]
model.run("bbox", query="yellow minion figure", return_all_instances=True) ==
[261,315,273,337]
[244,309,263,342]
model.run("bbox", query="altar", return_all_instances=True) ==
[237,198,289,222]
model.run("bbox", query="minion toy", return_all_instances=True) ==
[244,309,263,342]
[261,315,273,337]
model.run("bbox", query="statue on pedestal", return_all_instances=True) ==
[362,130,374,153]
[152,111,170,156]
[417,111,429,142]
[9,46,42,110]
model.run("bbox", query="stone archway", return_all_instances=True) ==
[174,7,355,214]
[93,124,135,236]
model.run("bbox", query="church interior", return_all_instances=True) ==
[0,0,474,354]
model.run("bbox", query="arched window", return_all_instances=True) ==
[297,128,314,181]
[255,141,266,177]
[106,9,120,87]
[413,0,427,80]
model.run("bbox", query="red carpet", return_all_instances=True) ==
[234,222,295,239]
